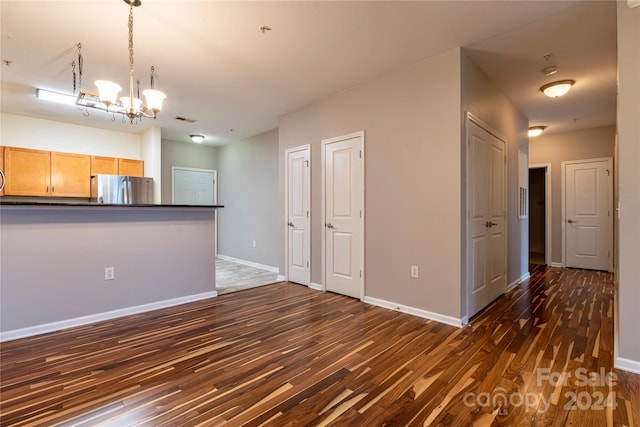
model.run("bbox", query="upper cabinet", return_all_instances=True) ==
[3,147,51,196]
[0,146,4,196]
[1,147,143,197]
[51,152,90,197]
[118,158,144,177]
[91,156,118,175]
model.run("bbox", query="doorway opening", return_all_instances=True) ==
[529,167,546,265]
[528,164,551,266]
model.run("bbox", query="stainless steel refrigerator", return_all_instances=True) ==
[91,174,154,204]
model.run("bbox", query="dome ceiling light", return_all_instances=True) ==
[528,126,547,137]
[540,80,575,98]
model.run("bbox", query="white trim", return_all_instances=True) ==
[277,275,286,282]
[284,145,311,286]
[172,166,218,255]
[0,290,218,342]
[216,254,279,273]
[614,357,640,374]
[561,157,613,271]
[309,282,323,291]
[529,163,552,265]
[507,272,530,292]
[363,296,464,328]
[321,131,366,301]
[550,262,564,268]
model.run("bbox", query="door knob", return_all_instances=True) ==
[490,222,498,227]
[325,223,336,229]
[568,219,576,224]
[287,222,295,227]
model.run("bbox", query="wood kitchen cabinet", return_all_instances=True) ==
[91,156,118,175]
[51,152,90,197]
[118,158,144,177]
[3,147,90,198]
[0,146,4,196]
[3,147,51,196]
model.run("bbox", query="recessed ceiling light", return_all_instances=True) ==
[540,80,575,98]
[528,126,547,137]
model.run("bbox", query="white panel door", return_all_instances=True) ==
[324,133,363,299]
[565,159,611,270]
[286,146,310,285]
[173,168,216,205]
[467,119,506,318]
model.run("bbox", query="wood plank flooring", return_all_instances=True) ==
[1,265,639,426]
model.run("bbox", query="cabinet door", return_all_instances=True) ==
[0,146,4,196]
[91,156,118,176]
[51,152,90,197]
[4,147,51,196]
[118,158,144,177]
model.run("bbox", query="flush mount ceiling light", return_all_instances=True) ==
[190,134,205,144]
[70,0,165,124]
[540,80,575,98]
[528,126,547,137]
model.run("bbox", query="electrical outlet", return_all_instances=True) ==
[252,240,257,248]
[410,265,419,279]
[104,267,115,281]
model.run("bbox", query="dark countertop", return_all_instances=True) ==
[0,200,224,209]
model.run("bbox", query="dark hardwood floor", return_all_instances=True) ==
[1,265,638,426]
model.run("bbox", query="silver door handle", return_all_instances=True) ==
[287,222,295,227]
[325,223,336,229]
[568,219,576,224]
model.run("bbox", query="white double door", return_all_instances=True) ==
[286,146,311,285]
[467,119,507,318]
[323,132,364,300]
[564,159,612,271]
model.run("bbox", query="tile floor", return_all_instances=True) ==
[215,257,281,295]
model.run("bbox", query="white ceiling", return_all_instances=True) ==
[1,1,617,146]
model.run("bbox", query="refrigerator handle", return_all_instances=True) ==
[0,169,5,192]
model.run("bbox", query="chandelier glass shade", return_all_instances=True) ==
[74,0,165,124]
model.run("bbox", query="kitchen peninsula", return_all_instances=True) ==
[0,201,223,341]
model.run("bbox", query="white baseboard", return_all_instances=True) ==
[507,272,530,292]
[0,290,218,343]
[216,254,279,273]
[277,275,286,281]
[363,296,464,328]
[550,262,563,268]
[615,357,640,374]
[309,282,323,291]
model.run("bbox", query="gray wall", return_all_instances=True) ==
[615,2,640,367]
[0,206,216,333]
[280,48,464,320]
[278,47,527,322]
[217,128,279,268]
[161,139,219,204]
[528,125,615,265]
[460,50,530,294]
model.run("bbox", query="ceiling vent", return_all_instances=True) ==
[175,116,197,123]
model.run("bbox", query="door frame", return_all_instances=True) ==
[284,144,311,286]
[561,157,613,271]
[464,112,508,322]
[172,166,218,255]
[529,163,552,266]
[321,131,365,300]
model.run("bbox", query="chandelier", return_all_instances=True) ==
[73,0,166,124]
